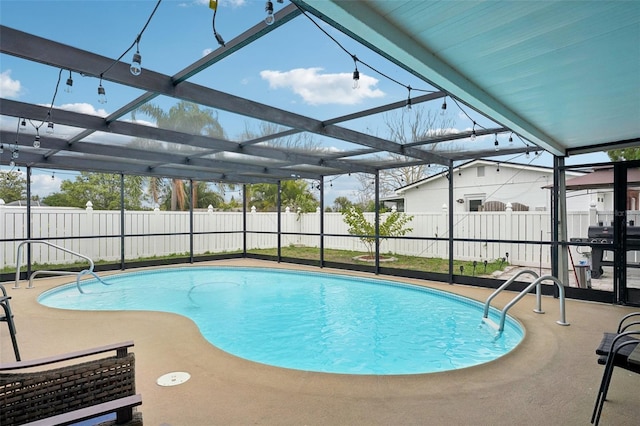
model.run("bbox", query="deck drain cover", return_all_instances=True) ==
[157,371,190,387]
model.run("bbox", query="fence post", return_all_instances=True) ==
[441,204,448,258]
[152,205,161,258]
[83,201,94,261]
[505,202,513,266]
[589,200,598,226]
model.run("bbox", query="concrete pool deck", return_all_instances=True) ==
[1,259,639,425]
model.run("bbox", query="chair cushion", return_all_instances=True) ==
[596,332,638,356]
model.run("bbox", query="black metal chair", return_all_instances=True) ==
[0,284,20,362]
[591,314,640,425]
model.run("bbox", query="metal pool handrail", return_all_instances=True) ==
[14,240,109,293]
[483,269,542,319]
[484,272,570,332]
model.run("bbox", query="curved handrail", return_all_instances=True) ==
[13,240,107,293]
[497,275,570,332]
[483,269,541,319]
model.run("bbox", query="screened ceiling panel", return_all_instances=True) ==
[1,1,637,185]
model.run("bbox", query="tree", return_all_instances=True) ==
[608,148,640,161]
[332,196,353,212]
[131,101,225,210]
[352,173,377,211]
[43,172,145,210]
[0,171,26,203]
[159,180,225,210]
[248,180,319,212]
[341,206,413,259]
[351,106,457,206]
[379,107,457,195]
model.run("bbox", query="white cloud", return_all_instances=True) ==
[30,173,62,198]
[57,103,109,117]
[202,48,214,57]
[260,67,385,105]
[0,70,22,98]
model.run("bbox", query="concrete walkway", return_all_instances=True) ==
[1,259,638,425]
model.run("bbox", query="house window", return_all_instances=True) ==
[469,199,483,212]
[477,166,485,177]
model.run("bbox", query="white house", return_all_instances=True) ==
[385,159,593,213]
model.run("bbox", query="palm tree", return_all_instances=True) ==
[131,101,225,210]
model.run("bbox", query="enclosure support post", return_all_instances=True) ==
[189,179,194,263]
[613,164,627,304]
[374,171,380,275]
[120,173,125,270]
[242,184,247,257]
[26,166,32,280]
[277,180,282,263]
[552,156,569,293]
[320,176,325,268]
[448,161,454,284]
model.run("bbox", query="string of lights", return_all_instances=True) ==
[291,2,436,100]
[96,0,163,103]
[289,0,527,148]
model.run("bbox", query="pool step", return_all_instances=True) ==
[482,317,500,331]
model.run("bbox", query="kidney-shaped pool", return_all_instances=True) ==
[39,267,524,375]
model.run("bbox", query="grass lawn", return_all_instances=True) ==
[248,246,507,276]
[3,247,508,277]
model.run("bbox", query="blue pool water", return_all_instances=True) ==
[39,267,523,375]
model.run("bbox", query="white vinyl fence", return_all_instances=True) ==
[1,201,634,270]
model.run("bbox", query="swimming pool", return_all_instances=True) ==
[38,267,524,375]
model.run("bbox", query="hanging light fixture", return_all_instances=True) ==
[265,1,275,25]
[494,134,499,151]
[97,76,107,104]
[441,97,447,115]
[406,86,412,110]
[0,143,4,154]
[130,37,142,76]
[352,55,360,89]
[19,118,26,132]
[44,112,54,135]
[508,132,513,144]
[65,70,73,93]
[210,0,225,46]
[33,134,41,149]
[470,121,477,141]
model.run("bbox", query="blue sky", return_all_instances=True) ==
[0,0,609,204]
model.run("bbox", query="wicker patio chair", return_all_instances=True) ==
[0,341,142,426]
